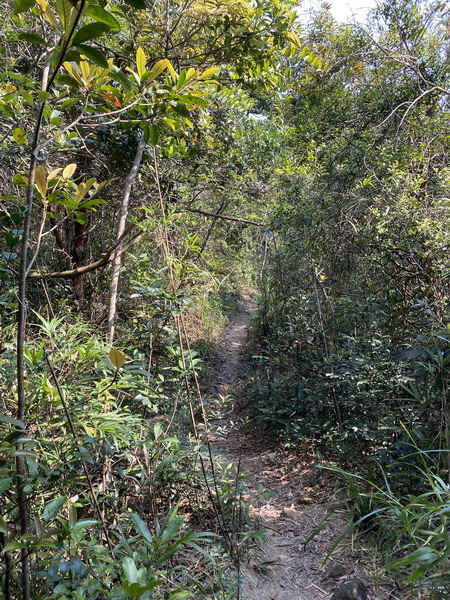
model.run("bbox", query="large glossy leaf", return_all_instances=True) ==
[122,580,163,598]
[200,67,220,79]
[111,65,132,88]
[0,478,13,494]
[62,163,77,179]
[0,415,25,428]
[18,32,47,45]
[85,6,121,31]
[54,0,73,33]
[71,23,110,46]
[149,124,159,146]
[171,103,190,118]
[43,496,67,521]
[71,519,100,531]
[76,44,109,69]
[141,59,170,83]
[13,0,34,14]
[122,557,138,583]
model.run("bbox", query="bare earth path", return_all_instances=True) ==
[208,296,390,600]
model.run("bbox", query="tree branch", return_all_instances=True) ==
[179,207,264,226]
[27,224,136,280]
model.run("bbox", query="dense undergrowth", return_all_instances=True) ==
[241,0,450,589]
[3,0,450,596]
[0,287,252,598]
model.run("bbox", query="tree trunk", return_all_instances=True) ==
[106,136,146,344]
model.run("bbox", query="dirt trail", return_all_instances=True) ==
[208,297,381,600]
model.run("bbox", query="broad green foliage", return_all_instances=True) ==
[243,0,450,588]
[0,0,308,596]
[6,0,450,593]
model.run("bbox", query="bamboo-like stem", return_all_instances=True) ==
[45,355,114,551]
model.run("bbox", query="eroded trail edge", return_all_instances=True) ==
[208,296,378,600]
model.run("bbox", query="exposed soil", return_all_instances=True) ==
[207,296,397,600]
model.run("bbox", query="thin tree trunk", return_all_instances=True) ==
[106,136,146,344]
[16,86,46,600]
[15,7,86,594]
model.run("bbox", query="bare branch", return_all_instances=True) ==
[28,223,136,280]
[179,207,264,226]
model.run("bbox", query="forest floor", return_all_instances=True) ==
[207,294,399,600]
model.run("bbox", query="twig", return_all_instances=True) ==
[27,223,136,279]
[306,582,327,595]
[179,207,264,226]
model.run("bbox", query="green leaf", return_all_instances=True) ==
[0,478,14,494]
[18,32,47,45]
[149,124,159,146]
[19,89,34,106]
[0,516,6,534]
[38,91,51,102]
[54,0,73,33]
[171,103,190,118]
[122,557,138,583]
[385,547,438,570]
[142,59,170,83]
[71,23,110,46]
[131,513,153,544]
[12,451,37,458]
[69,504,77,529]
[5,233,20,248]
[181,95,208,106]
[55,74,80,88]
[176,70,186,90]
[11,213,23,225]
[59,98,80,110]
[136,47,146,81]
[74,211,88,224]
[3,542,28,552]
[122,580,163,597]
[43,496,67,521]
[72,519,99,531]
[85,6,121,31]
[13,0,34,13]
[62,49,82,62]
[200,67,220,79]
[76,44,109,69]
[168,591,193,600]
[13,128,27,146]
[111,65,132,88]
[140,123,150,143]
[123,0,146,8]
[0,415,25,428]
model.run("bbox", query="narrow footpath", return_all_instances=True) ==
[208,296,390,600]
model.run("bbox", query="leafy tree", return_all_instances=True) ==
[0,0,315,596]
